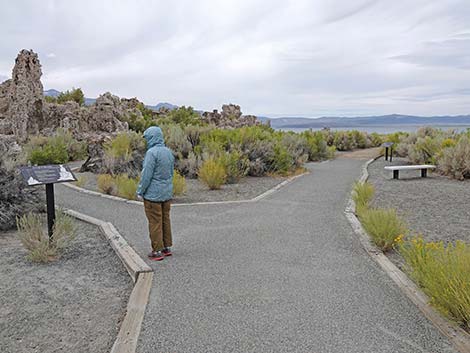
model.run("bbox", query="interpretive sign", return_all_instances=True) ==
[19,164,76,186]
[19,164,76,238]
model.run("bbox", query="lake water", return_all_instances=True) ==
[276,125,470,134]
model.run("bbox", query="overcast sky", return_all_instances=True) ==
[1,0,470,117]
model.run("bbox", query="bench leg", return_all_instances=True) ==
[421,169,427,178]
[393,170,399,179]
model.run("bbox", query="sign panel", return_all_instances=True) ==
[19,164,77,186]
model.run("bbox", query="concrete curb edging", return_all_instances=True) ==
[345,157,470,353]
[63,171,309,207]
[63,208,153,353]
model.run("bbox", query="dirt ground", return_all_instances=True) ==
[0,220,132,353]
[368,157,470,244]
[337,147,382,160]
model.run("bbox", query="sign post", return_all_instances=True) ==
[382,142,394,162]
[19,164,76,239]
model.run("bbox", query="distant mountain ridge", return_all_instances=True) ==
[267,114,470,129]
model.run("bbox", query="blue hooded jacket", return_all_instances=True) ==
[137,126,175,202]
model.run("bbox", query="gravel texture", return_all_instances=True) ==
[55,158,456,353]
[368,157,470,244]
[74,171,287,203]
[0,220,133,353]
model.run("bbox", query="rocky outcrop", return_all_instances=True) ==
[0,50,44,140]
[0,50,128,142]
[202,104,262,128]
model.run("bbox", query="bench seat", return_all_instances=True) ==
[384,165,436,179]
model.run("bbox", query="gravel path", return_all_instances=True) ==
[0,220,133,353]
[368,157,470,243]
[55,157,456,353]
[74,171,286,203]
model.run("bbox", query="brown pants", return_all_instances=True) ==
[144,199,172,252]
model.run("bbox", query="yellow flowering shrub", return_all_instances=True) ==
[399,237,470,328]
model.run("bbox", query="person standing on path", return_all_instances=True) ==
[137,126,175,261]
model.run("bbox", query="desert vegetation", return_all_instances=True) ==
[0,150,44,231]
[398,236,470,329]
[25,128,87,165]
[354,178,470,329]
[353,181,407,252]
[16,211,77,262]
[44,87,85,106]
[393,127,470,180]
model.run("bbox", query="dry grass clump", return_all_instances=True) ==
[360,208,408,252]
[16,211,77,263]
[172,170,187,196]
[353,180,407,252]
[198,158,227,190]
[97,174,139,200]
[114,174,139,200]
[74,175,87,187]
[352,181,375,216]
[398,237,470,328]
[97,174,114,194]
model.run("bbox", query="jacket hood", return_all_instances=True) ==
[143,126,165,148]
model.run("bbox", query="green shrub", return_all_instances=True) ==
[360,208,407,252]
[408,136,441,164]
[97,174,114,194]
[352,181,375,216]
[333,131,353,151]
[16,211,77,263]
[198,158,227,190]
[46,88,85,106]
[398,237,470,328]
[26,130,87,165]
[220,151,250,184]
[28,139,69,165]
[114,174,139,200]
[271,143,294,175]
[164,124,192,158]
[302,131,330,161]
[172,170,187,196]
[102,132,145,177]
[105,133,133,160]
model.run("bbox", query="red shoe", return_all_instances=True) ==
[148,251,164,261]
[162,247,172,257]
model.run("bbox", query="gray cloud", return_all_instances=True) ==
[1,0,470,117]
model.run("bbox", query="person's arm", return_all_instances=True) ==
[137,150,156,197]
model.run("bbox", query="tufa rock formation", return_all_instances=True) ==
[0,50,45,140]
[202,104,261,128]
[0,50,128,142]
[0,50,264,144]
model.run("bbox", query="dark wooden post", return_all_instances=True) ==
[45,183,56,238]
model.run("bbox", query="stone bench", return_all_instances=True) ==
[384,165,436,179]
